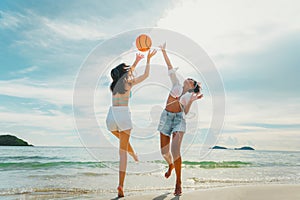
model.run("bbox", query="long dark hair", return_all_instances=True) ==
[188,78,200,93]
[110,63,131,95]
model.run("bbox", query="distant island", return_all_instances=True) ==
[0,135,33,146]
[211,145,228,149]
[234,146,255,150]
[211,146,255,150]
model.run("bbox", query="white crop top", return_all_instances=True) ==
[168,68,191,107]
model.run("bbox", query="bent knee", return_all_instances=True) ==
[171,149,181,157]
[161,150,170,157]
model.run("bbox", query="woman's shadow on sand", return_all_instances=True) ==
[152,192,181,200]
[110,192,180,200]
[111,192,180,200]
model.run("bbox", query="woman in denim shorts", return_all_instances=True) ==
[157,43,203,196]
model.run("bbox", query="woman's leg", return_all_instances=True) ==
[117,129,131,197]
[111,131,138,161]
[160,133,174,178]
[171,131,184,195]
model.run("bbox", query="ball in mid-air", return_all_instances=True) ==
[136,34,152,52]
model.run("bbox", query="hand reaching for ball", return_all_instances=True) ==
[147,49,157,62]
[135,53,144,62]
[159,42,166,51]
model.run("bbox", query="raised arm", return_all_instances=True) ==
[160,42,179,85]
[131,49,157,85]
[129,53,144,76]
[160,42,173,70]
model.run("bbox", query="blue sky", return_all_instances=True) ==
[0,0,299,151]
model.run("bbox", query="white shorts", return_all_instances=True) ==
[106,106,132,132]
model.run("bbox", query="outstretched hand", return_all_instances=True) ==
[129,53,144,74]
[135,53,144,62]
[147,49,157,61]
[190,92,204,102]
[159,42,166,51]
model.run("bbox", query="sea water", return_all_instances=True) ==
[0,146,299,199]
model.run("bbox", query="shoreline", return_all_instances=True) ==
[122,184,300,200]
[3,184,300,199]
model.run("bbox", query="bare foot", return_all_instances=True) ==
[117,185,124,198]
[130,152,139,162]
[174,184,182,196]
[164,163,174,178]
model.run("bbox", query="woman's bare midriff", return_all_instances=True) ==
[112,86,131,107]
[112,103,129,106]
[165,95,182,113]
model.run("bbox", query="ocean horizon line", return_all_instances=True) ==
[0,145,299,152]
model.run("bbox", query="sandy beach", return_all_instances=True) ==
[123,184,300,200]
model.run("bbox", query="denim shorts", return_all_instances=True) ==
[157,109,186,137]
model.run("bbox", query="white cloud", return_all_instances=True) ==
[1,9,107,41]
[0,79,72,105]
[10,66,39,75]
[224,93,300,125]
[157,0,300,58]
[42,17,106,40]
[0,10,25,29]
[213,92,300,150]
[218,130,300,151]
[0,110,73,132]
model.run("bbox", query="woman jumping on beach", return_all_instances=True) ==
[157,42,203,196]
[106,50,157,197]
